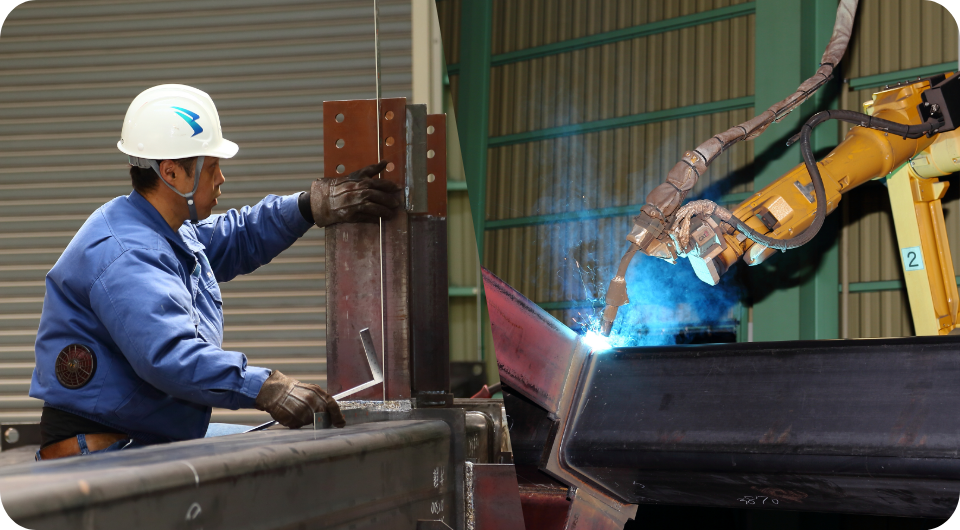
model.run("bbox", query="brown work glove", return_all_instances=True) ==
[309,161,402,227]
[254,370,346,429]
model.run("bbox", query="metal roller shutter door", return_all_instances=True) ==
[0,0,411,425]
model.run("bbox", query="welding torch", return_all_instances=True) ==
[599,243,639,336]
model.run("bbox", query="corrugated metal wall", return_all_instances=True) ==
[839,0,958,338]
[478,0,756,327]
[0,0,412,424]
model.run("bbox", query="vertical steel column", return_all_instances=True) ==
[751,0,840,341]
[324,98,411,399]
[458,0,493,372]
[457,0,492,263]
[798,0,841,340]
[410,113,452,404]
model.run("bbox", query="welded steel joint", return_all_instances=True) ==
[483,268,638,529]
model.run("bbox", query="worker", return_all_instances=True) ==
[28,84,401,460]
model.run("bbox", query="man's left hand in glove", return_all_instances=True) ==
[298,161,402,227]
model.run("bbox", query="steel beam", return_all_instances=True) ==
[468,463,526,530]
[410,114,451,402]
[491,268,960,519]
[324,98,411,399]
[0,421,453,530]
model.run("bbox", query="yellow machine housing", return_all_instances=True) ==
[682,77,960,335]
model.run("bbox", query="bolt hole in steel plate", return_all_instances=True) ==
[336,164,346,174]
[336,139,345,148]
[385,136,395,147]
[55,344,97,389]
[386,162,395,172]
[427,149,435,159]
[384,110,394,120]
[4,428,18,444]
[427,173,436,183]
[427,125,435,135]
[335,113,345,123]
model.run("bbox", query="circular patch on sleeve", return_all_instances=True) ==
[55,344,97,389]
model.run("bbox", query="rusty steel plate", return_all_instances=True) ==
[482,268,578,415]
[323,98,410,399]
[425,114,448,218]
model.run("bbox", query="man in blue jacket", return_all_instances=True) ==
[29,84,400,459]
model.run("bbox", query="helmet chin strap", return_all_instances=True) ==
[129,155,205,224]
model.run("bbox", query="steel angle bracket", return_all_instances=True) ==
[482,268,637,530]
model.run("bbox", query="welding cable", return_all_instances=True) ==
[675,109,943,252]
[637,0,858,225]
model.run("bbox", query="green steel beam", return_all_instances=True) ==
[842,276,960,294]
[848,61,957,91]
[488,96,755,148]
[449,286,480,297]
[445,2,755,74]
[484,190,751,230]
[796,0,840,341]
[457,0,492,262]
[447,180,468,191]
[750,0,805,342]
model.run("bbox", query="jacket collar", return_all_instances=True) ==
[127,190,206,254]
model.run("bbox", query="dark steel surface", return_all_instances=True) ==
[409,111,450,399]
[324,98,410,399]
[464,411,495,463]
[502,386,555,467]
[483,268,578,415]
[453,399,509,464]
[325,406,468,529]
[563,339,960,517]
[471,464,526,530]
[410,217,450,396]
[0,421,453,530]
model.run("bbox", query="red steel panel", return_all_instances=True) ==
[473,464,526,530]
[482,268,578,415]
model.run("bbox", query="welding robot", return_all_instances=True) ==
[483,0,960,528]
[600,5,960,338]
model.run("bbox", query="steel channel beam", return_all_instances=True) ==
[560,338,960,517]
[0,421,453,530]
[409,113,451,401]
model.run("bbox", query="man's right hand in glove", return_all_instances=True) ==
[304,161,402,227]
[254,370,346,429]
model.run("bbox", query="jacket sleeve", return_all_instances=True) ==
[194,193,313,282]
[89,249,270,409]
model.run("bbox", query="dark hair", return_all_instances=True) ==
[129,157,197,194]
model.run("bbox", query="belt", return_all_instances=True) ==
[38,433,130,460]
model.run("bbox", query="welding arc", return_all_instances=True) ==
[707,110,943,251]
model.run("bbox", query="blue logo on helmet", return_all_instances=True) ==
[171,106,203,137]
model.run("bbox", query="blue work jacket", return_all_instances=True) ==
[29,190,312,444]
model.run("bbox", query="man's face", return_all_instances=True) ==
[166,156,224,220]
[191,157,224,219]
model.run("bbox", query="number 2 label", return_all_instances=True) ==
[901,246,925,272]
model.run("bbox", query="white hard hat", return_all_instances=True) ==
[118,84,238,223]
[117,84,238,160]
